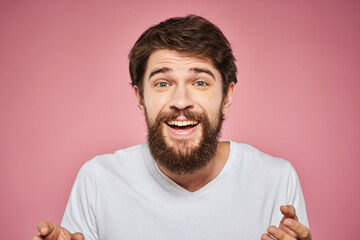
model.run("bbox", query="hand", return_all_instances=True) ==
[261,205,312,240]
[32,221,84,240]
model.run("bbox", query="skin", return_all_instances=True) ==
[34,49,312,240]
[32,221,83,240]
[134,49,234,191]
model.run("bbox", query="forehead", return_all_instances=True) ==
[145,49,217,72]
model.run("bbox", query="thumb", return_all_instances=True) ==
[72,232,84,240]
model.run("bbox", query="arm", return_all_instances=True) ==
[261,164,311,239]
[61,160,98,239]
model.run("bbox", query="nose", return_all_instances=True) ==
[169,83,194,111]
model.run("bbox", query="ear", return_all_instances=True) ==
[134,86,145,116]
[221,82,235,115]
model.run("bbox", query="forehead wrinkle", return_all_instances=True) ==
[146,50,219,82]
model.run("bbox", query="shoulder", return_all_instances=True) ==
[229,141,293,175]
[79,144,150,176]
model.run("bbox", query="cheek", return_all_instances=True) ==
[202,95,224,123]
[143,96,167,122]
[198,91,223,113]
[143,105,157,124]
[198,101,223,127]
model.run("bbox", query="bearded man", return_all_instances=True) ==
[33,15,312,240]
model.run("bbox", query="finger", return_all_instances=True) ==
[60,227,72,240]
[279,216,298,238]
[32,236,44,240]
[284,218,312,240]
[261,233,276,240]
[37,221,56,235]
[279,222,298,238]
[280,205,298,221]
[267,225,295,240]
[72,232,85,240]
[261,233,275,240]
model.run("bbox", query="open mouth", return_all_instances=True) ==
[165,120,200,130]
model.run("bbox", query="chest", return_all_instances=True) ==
[95,176,284,239]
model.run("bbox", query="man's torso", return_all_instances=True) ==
[62,141,308,239]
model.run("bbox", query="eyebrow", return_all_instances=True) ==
[148,67,172,80]
[148,67,216,81]
[190,67,215,80]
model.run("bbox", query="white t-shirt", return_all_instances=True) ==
[61,141,308,239]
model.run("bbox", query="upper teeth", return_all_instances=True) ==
[167,120,199,126]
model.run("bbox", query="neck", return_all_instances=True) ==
[157,141,230,192]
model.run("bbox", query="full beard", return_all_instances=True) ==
[146,108,224,175]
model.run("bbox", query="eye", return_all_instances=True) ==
[194,81,208,87]
[155,82,170,87]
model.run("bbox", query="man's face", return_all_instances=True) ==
[135,49,233,174]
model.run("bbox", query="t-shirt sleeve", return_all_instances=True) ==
[61,159,98,240]
[286,163,309,228]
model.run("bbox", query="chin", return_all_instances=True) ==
[166,137,202,155]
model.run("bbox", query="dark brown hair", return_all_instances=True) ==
[128,14,237,97]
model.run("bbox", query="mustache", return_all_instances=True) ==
[154,109,206,127]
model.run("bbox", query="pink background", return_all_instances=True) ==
[1,0,359,239]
